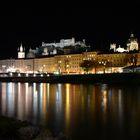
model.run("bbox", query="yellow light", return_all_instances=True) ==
[65,84,70,128]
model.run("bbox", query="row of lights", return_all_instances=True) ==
[8,72,50,77]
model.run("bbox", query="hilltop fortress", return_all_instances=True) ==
[0,33,140,74]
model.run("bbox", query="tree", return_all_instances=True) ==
[129,54,138,72]
[98,59,110,73]
[130,54,137,66]
[80,60,95,73]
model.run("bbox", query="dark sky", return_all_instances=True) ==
[0,5,140,58]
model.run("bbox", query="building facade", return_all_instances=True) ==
[0,51,140,74]
[0,34,140,74]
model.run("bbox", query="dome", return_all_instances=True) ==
[128,33,137,42]
[26,48,35,58]
[126,33,137,46]
[26,52,35,58]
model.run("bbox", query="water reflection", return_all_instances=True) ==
[101,84,107,113]
[1,83,6,115]
[65,84,70,131]
[0,83,140,139]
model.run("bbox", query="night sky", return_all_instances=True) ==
[0,5,140,59]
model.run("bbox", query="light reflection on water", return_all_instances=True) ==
[1,82,140,139]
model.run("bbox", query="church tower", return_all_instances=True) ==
[127,33,139,51]
[18,43,25,58]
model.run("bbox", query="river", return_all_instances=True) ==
[0,82,140,140]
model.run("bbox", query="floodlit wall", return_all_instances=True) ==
[0,52,140,74]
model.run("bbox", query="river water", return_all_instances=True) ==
[0,82,140,140]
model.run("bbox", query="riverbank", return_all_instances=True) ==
[0,115,32,139]
[0,115,70,140]
[0,73,140,84]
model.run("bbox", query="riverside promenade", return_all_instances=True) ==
[0,73,140,84]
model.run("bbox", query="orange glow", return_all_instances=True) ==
[42,83,47,117]
[65,84,70,128]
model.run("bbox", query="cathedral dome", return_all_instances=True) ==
[126,33,139,51]
[127,33,137,44]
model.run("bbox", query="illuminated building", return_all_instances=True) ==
[110,33,139,53]
[0,34,140,74]
[127,33,139,51]
[28,37,88,57]
[18,43,25,59]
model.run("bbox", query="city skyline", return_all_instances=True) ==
[0,6,140,58]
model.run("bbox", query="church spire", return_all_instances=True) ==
[20,43,23,52]
[18,43,25,58]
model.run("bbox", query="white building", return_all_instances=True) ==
[110,43,116,52]
[18,43,25,58]
[42,37,76,48]
[116,45,128,53]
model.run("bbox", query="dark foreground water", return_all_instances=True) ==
[0,82,140,140]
